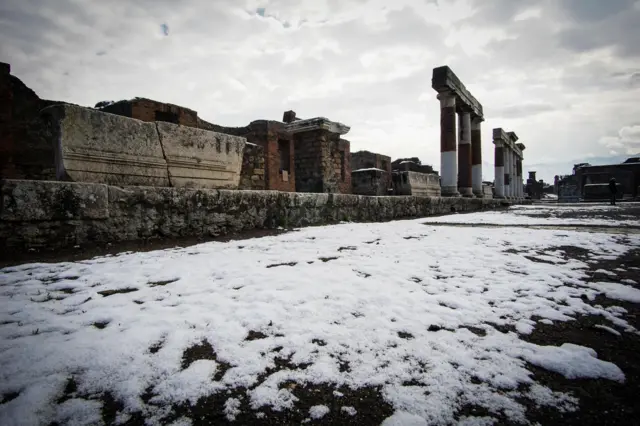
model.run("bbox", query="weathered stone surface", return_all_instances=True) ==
[392,171,441,197]
[0,180,517,251]
[0,179,108,221]
[43,104,169,186]
[156,121,245,189]
[352,169,390,196]
[239,143,266,190]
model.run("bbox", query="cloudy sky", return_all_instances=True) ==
[2,0,640,182]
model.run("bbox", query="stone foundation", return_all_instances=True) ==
[392,171,441,197]
[1,179,510,252]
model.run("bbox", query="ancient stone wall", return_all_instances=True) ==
[239,143,265,190]
[322,135,351,194]
[0,63,59,181]
[351,169,389,196]
[392,171,441,197]
[45,104,245,189]
[352,150,391,192]
[0,179,511,251]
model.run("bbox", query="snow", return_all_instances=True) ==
[588,282,640,303]
[352,167,385,172]
[594,324,622,336]
[1,207,638,425]
[341,406,357,416]
[309,405,330,419]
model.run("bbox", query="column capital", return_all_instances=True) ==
[437,90,456,108]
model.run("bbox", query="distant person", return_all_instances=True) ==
[608,177,617,205]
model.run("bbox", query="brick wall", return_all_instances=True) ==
[207,120,296,192]
[239,144,265,190]
[0,63,58,180]
[293,130,325,193]
[100,98,199,128]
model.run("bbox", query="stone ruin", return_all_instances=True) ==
[0,61,527,201]
[493,129,525,199]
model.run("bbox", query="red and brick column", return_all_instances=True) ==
[471,116,483,197]
[493,134,505,199]
[457,111,473,197]
[437,91,459,197]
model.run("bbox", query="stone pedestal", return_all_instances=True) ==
[438,92,460,197]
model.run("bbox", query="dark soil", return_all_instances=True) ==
[518,247,640,426]
[0,228,293,268]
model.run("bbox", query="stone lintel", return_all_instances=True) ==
[284,117,350,135]
[432,66,483,119]
[516,142,526,151]
[507,131,519,142]
[492,128,509,144]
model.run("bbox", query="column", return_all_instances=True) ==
[471,116,483,197]
[503,147,511,199]
[457,111,473,197]
[517,158,523,198]
[514,152,520,198]
[493,139,504,198]
[438,91,459,197]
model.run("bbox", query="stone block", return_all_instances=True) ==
[156,122,245,189]
[43,104,169,186]
[0,179,108,221]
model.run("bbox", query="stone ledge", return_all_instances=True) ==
[0,179,108,221]
[0,180,513,251]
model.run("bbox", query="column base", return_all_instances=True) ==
[472,190,483,198]
[459,187,474,198]
[441,186,461,197]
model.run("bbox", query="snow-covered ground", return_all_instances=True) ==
[422,203,640,227]
[1,205,639,425]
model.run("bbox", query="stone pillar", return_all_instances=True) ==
[493,140,504,198]
[438,91,459,197]
[503,147,511,199]
[471,116,483,197]
[457,111,473,197]
[517,158,523,198]
[515,153,520,198]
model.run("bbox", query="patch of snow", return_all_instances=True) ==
[594,324,622,336]
[333,390,343,397]
[594,269,617,277]
[352,167,385,172]
[341,406,357,416]
[622,278,638,285]
[309,405,330,419]
[224,397,242,421]
[589,282,640,303]
[382,411,429,425]
[519,343,625,382]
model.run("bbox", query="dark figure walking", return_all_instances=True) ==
[609,177,618,205]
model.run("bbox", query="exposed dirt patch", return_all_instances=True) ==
[319,256,340,263]
[245,331,268,341]
[1,391,20,405]
[148,278,179,287]
[97,288,138,297]
[93,321,109,330]
[266,262,298,268]
[338,246,357,252]
[516,247,640,425]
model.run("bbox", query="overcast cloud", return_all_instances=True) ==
[2,0,639,182]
